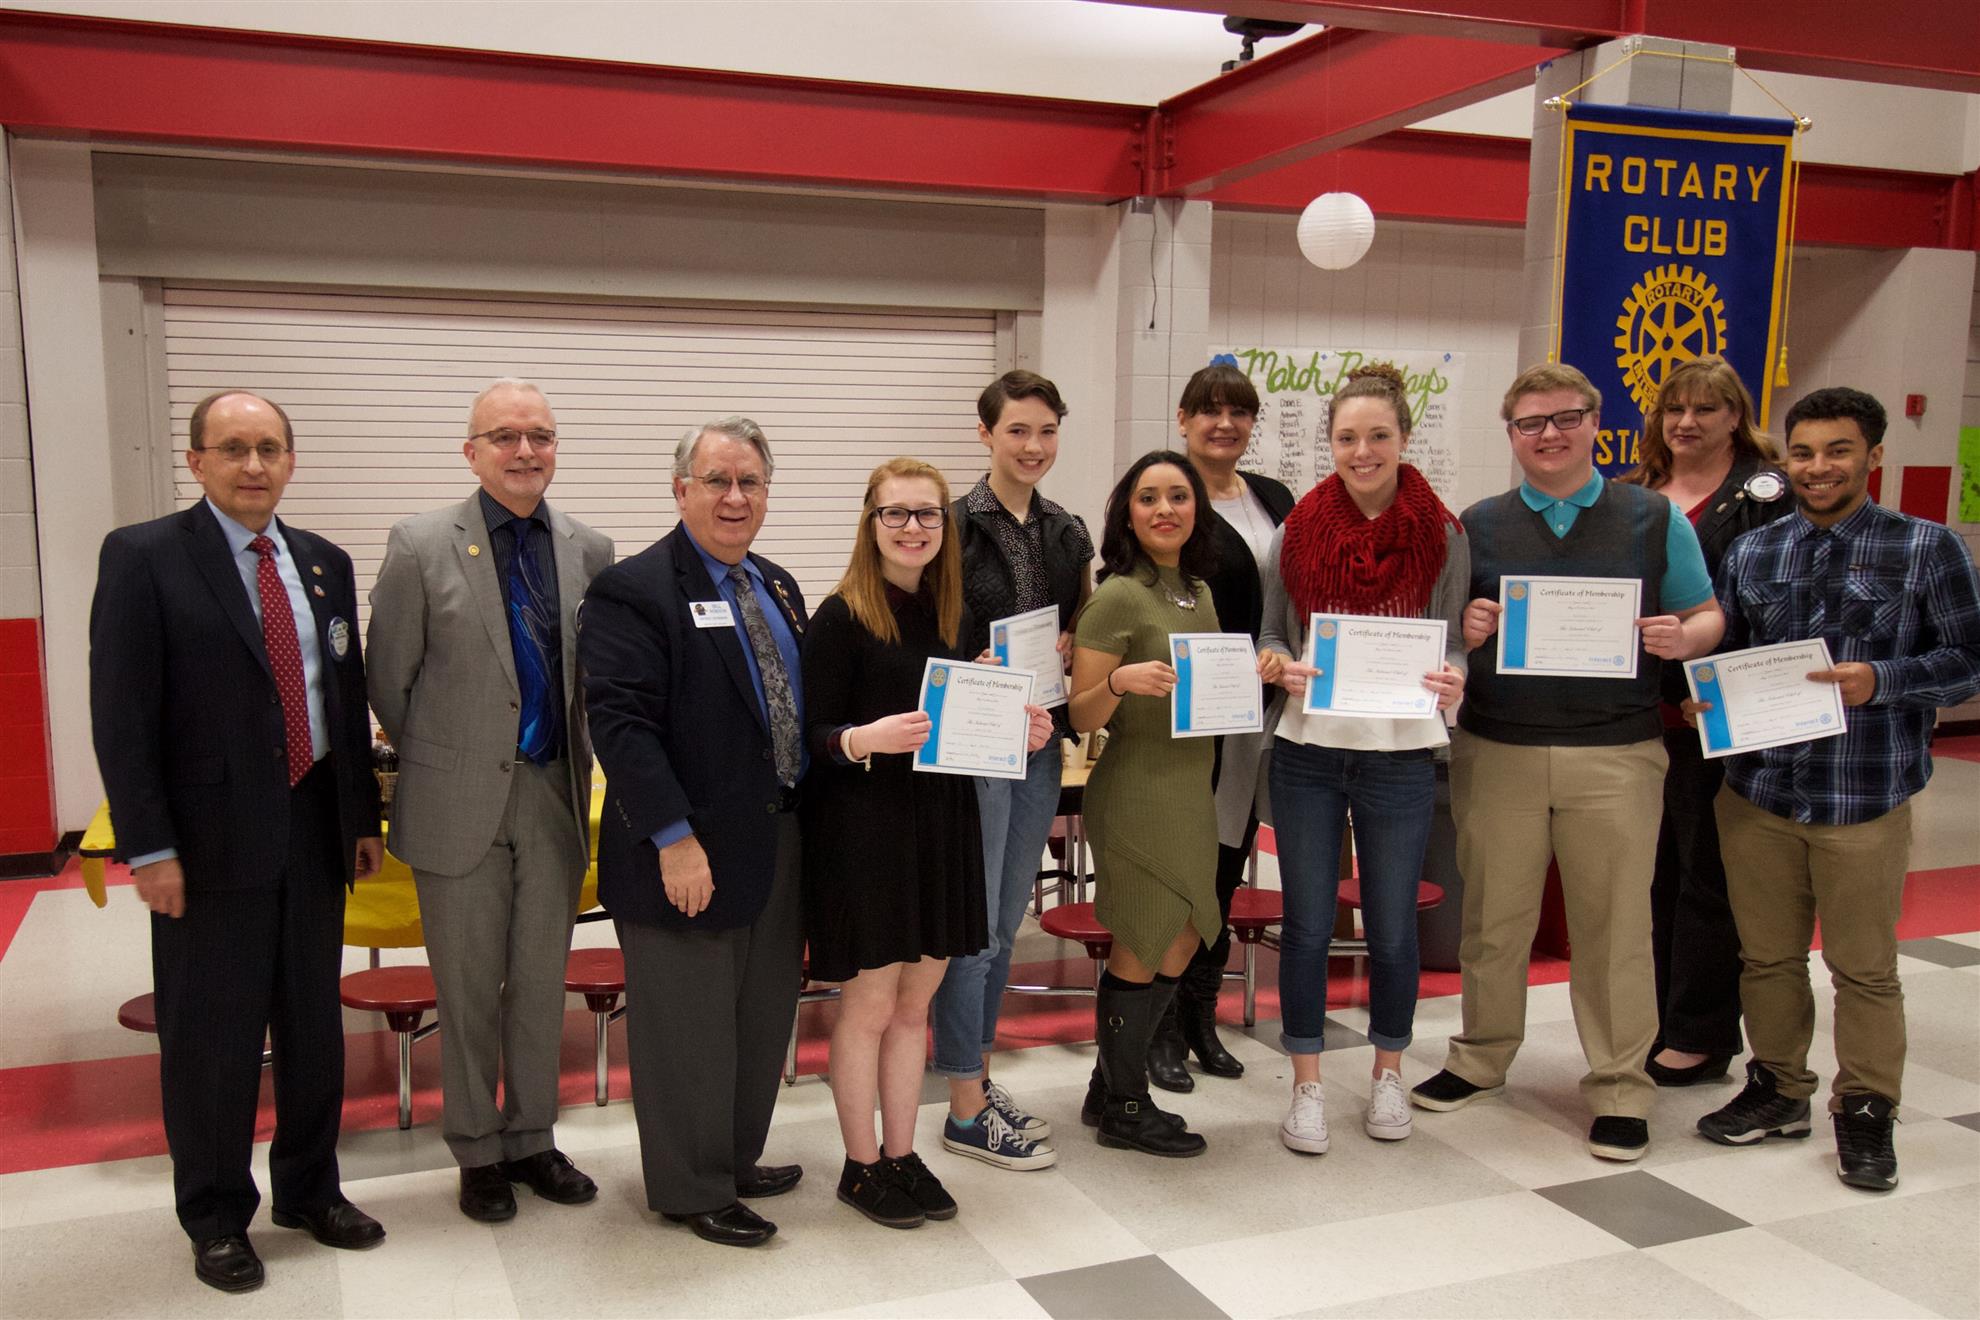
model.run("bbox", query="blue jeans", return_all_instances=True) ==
[1269,739,1436,1055]
[931,742,1064,1078]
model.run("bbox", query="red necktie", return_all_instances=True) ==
[250,535,315,787]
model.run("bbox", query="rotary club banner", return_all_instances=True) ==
[1555,103,1796,476]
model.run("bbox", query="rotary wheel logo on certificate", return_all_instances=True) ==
[1612,263,1730,415]
[929,667,947,687]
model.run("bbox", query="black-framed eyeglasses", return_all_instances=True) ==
[1507,408,1592,437]
[196,441,290,465]
[874,506,947,529]
[471,428,559,450]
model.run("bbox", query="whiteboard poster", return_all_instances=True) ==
[1209,348,1465,505]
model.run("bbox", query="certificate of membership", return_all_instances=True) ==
[990,605,1066,708]
[1169,633,1263,738]
[1497,575,1642,679]
[1303,614,1447,719]
[1685,639,1848,759]
[915,658,1035,781]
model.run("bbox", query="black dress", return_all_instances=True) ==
[799,586,988,982]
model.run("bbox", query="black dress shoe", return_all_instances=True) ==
[1645,1050,1735,1087]
[736,1162,803,1198]
[271,1198,386,1250]
[661,1201,777,1247]
[459,1163,518,1223]
[501,1149,598,1205]
[192,1235,264,1293]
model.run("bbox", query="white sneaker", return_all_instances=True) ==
[983,1080,1051,1141]
[1280,1082,1330,1154]
[1365,1069,1413,1141]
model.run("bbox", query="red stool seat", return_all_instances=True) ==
[1336,878,1445,912]
[1038,901,1113,960]
[564,947,626,1014]
[1228,887,1284,943]
[339,966,438,1034]
[117,993,158,1034]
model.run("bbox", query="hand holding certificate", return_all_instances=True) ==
[914,659,1035,780]
[1496,575,1642,679]
[1303,614,1448,719]
[1685,639,1848,759]
[1169,633,1264,738]
[990,605,1066,708]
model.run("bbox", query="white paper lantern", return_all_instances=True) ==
[1296,192,1376,270]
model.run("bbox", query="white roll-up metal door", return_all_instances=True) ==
[161,285,1000,621]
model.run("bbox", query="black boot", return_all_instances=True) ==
[1094,978,1206,1158]
[1178,964,1244,1079]
[1147,989,1194,1093]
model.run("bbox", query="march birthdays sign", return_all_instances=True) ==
[1555,103,1796,476]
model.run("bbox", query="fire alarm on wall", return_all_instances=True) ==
[1905,394,1926,418]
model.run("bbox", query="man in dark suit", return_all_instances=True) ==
[89,390,386,1292]
[578,416,806,1249]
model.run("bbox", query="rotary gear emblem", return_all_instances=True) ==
[1613,264,1729,417]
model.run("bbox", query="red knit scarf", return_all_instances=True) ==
[1281,464,1458,619]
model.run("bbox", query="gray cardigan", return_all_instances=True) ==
[1225,520,1469,834]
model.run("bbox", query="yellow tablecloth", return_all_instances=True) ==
[79,787,604,948]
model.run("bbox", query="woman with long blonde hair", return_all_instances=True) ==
[801,458,1051,1229]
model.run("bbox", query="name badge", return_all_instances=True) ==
[690,600,736,629]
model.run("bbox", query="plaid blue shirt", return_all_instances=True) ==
[1715,500,1980,825]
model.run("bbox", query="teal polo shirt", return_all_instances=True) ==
[1519,470,1715,612]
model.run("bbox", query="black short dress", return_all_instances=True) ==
[799,585,987,982]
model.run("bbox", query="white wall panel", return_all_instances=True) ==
[159,286,999,623]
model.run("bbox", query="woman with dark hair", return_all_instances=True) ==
[802,458,1052,1228]
[1067,451,1283,1157]
[1619,355,1791,1085]
[1257,364,1467,1152]
[1159,363,1296,1090]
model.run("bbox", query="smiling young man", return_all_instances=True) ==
[1410,363,1724,1163]
[1695,387,1980,1191]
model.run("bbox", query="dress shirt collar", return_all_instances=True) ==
[1789,497,1878,543]
[205,497,282,557]
[477,488,546,537]
[1519,468,1604,513]
[683,526,762,589]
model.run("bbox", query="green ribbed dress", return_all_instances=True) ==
[1074,566,1222,968]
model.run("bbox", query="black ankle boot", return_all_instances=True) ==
[1094,979,1206,1158]
[1178,966,1243,1079]
[1147,991,1194,1093]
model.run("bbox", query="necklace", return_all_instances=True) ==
[1157,577,1198,611]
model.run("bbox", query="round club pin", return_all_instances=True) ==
[312,585,326,598]
[1743,471,1786,502]
[311,564,324,576]
[328,617,350,659]
[469,544,482,557]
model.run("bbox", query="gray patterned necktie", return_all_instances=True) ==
[728,563,801,787]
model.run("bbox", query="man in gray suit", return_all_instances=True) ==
[367,379,615,1222]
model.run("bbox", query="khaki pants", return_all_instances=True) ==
[1446,730,1665,1118]
[1714,785,1911,1111]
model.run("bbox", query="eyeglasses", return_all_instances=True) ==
[1507,408,1593,437]
[690,472,768,498]
[874,506,947,529]
[197,441,290,465]
[471,428,559,450]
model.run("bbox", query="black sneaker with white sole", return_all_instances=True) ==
[1587,1115,1649,1161]
[1409,1069,1504,1112]
[1697,1061,1813,1146]
[1833,1093,1899,1192]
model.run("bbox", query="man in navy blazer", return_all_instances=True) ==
[89,390,385,1292]
[579,416,807,1248]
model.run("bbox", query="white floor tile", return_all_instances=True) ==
[1648,1226,1939,1319]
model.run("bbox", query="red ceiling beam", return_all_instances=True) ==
[1203,132,1978,252]
[0,9,1146,201]
[1154,27,1566,195]
[1097,0,1980,92]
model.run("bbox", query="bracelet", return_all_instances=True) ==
[846,726,872,772]
[1106,670,1123,698]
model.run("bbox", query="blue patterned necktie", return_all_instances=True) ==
[728,564,801,787]
[508,519,562,764]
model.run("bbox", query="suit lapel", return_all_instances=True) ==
[454,495,519,693]
[671,532,769,737]
[183,503,274,683]
[546,503,585,703]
